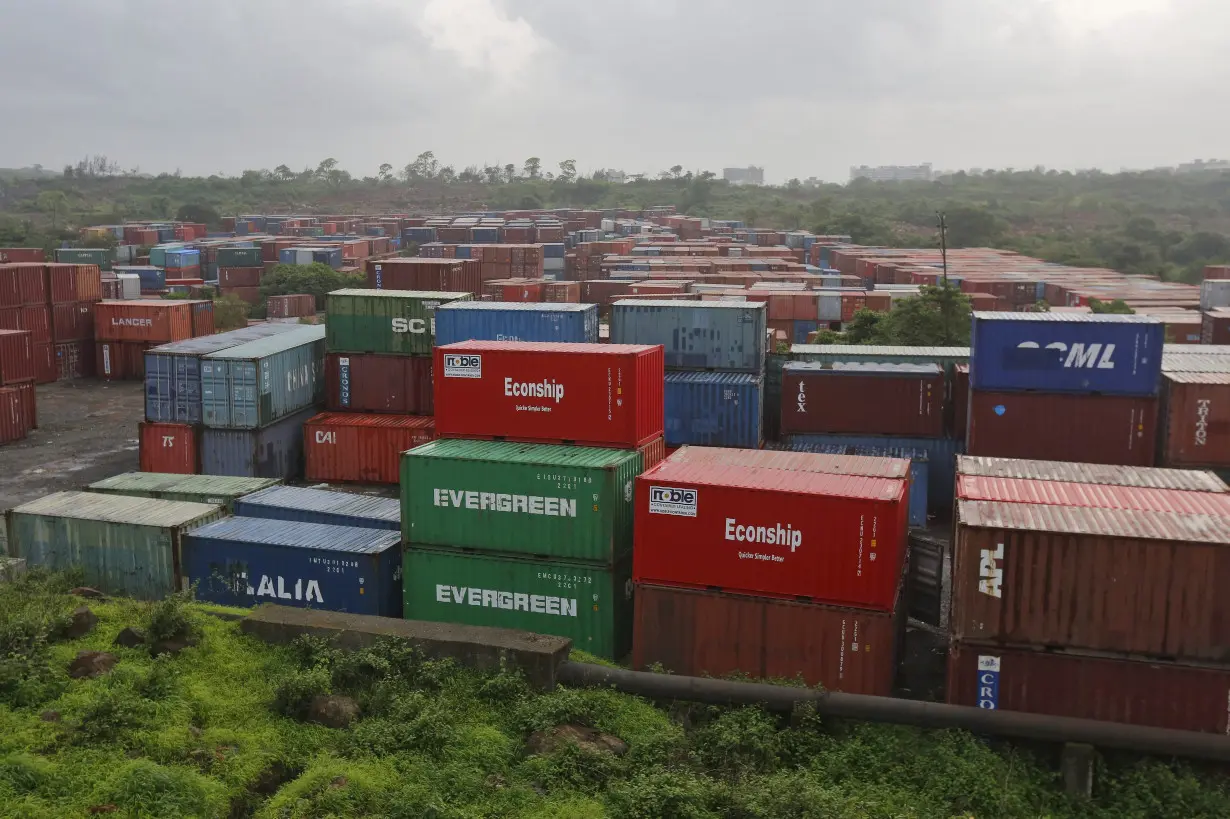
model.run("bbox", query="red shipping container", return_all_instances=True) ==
[44,263,101,303]
[501,282,544,303]
[187,300,214,337]
[54,341,95,380]
[94,301,194,343]
[51,302,94,342]
[0,385,28,444]
[543,282,580,303]
[9,380,36,430]
[781,363,944,437]
[0,267,19,308]
[1161,372,1230,467]
[267,294,316,318]
[325,352,433,415]
[139,422,199,474]
[956,474,1230,516]
[32,343,55,384]
[0,248,44,264]
[840,292,867,322]
[0,305,50,344]
[952,363,969,439]
[218,267,263,288]
[365,258,481,295]
[304,412,437,484]
[633,457,909,610]
[220,286,262,305]
[0,328,35,385]
[433,341,664,449]
[96,340,149,380]
[967,390,1158,466]
[633,582,904,693]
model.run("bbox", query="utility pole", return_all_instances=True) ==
[937,211,949,286]
[937,211,955,344]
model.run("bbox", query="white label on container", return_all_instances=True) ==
[444,353,482,378]
[649,486,698,517]
[978,542,1004,598]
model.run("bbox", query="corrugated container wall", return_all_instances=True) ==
[87,472,280,511]
[200,406,317,479]
[324,353,433,415]
[1160,372,1230,467]
[781,363,944,437]
[610,300,767,372]
[957,474,1230,515]
[305,412,436,484]
[0,386,28,443]
[325,289,473,356]
[0,329,35,384]
[434,302,598,345]
[201,325,325,429]
[779,442,929,528]
[94,301,194,343]
[138,422,200,474]
[664,371,763,449]
[955,454,1228,491]
[232,485,400,530]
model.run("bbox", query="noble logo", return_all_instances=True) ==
[444,353,482,379]
[649,486,698,517]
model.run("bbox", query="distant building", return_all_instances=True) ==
[723,166,765,186]
[1176,159,1230,174]
[849,163,933,183]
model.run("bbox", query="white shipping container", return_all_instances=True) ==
[1201,281,1230,312]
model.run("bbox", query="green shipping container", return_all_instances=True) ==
[326,289,473,355]
[149,244,185,267]
[86,473,281,512]
[403,547,632,660]
[54,247,113,271]
[216,247,263,267]
[402,440,641,563]
[5,491,223,600]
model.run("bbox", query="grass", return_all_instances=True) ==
[2,571,1230,817]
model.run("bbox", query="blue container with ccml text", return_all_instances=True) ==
[970,312,1164,396]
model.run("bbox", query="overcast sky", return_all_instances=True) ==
[1,0,1226,183]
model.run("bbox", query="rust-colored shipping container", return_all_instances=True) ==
[953,498,1230,661]
[44,263,101,303]
[139,421,199,474]
[50,302,94,342]
[304,412,436,484]
[53,341,94,380]
[633,583,903,694]
[31,343,54,384]
[501,282,544,303]
[218,267,262,288]
[325,352,433,415]
[96,340,149,381]
[94,300,194,343]
[0,385,28,444]
[956,474,1230,516]
[947,642,1230,734]
[0,248,44,264]
[9,380,35,430]
[967,390,1158,466]
[0,328,35,385]
[543,282,580,303]
[1201,309,1230,345]
[220,286,263,305]
[0,264,47,306]
[186,300,214,337]
[1161,372,1230,467]
[781,363,944,437]
[0,305,51,344]
[956,454,1228,492]
[365,258,481,296]
[952,363,969,439]
[267,294,316,319]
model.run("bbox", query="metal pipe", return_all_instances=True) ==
[557,661,1230,762]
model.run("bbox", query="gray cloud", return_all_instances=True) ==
[0,0,1226,181]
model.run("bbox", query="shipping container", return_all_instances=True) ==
[0,263,46,305]
[96,340,150,381]
[953,499,1230,661]
[366,258,481,295]
[772,442,929,528]
[633,582,903,693]
[0,248,44,264]
[402,438,641,563]
[233,485,399,530]
[94,300,193,343]
[780,362,944,437]
[967,390,1158,466]
[200,406,318,479]
[88,472,280,511]
[305,412,436,484]
[0,385,27,444]
[634,457,908,610]
[956,474,1230,516]
[216,247,264,268]
[184,518,402,616]
[45,263,102,302]
[218,267,262,288]
[139,422,199,474]
[434,341,663,448]
[187,300,215,337]
[5,491,222,599]
[0,304,50,344]
[955,454,1228,491]
[969,312,1163,395]
[0,328,34,385]
[325,289,473,355]
[267,294,316,319]
[792,344,969,371]
[9,380,35,430]
[54,247,112,271]
[947,642,1230,734]
[663,371,763,449]
[1161,372,1230,467]
[952,363,969,439]
[402,547,631,660]
[50,302,94,343]
[324,352,433,415]
[201,325,325,429]
[610,300,766,372]
[434,302,598,345]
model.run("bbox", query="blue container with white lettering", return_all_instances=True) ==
[232,485,400,530]
[665,371,763,448]
[183,517,402,616]
[970,312,1164,396]
[780,440,929,527]
[435,302,598,345]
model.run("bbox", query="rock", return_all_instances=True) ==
[330,776,349,789]
[252,761,294,795]
[68,651,117,679]
[307,695,360,729]
[39,710,60,723]
[113,627,146,648]
[151,636,197,657]
[70,587,106,599]
[59,607,97,640]
[525,724,628,757]
[188,725,203,738]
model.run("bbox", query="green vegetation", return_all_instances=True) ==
[815,283,973,346]
[260,263,363,310]
[3,572,1230,817]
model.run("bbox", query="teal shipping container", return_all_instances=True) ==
[201,325,326,429]
[5,491,223,599]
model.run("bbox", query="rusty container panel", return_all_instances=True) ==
[96,341,151,381]
[0,328,35,385]
[633,583,903,694]
[94,300,194,343]
[139,422,200,474]
[50,302,95,342]
[947,642,1230,734]
[952,363,969,439]
[267,294,316,318]
[956,474,1230,516]
[953,498,1230,662]
[32,343,54,384]
[10,380,35,429]
[0,385,29,444]
[0,248,45,264]
[967,390,1158,466]
[0,305,51,344]
[781,363,944,437]
[955,454,1228,492]
[324,352,433,415]
[1161,372,1230,468]
[366,258,482,295]
[0,264,47,305]
[188,300,214,337]
[304,412,436,484]
[218,267,263,288]
[44,264,101,303]
[54,341,94,380]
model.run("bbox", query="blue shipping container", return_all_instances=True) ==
[780,441,929,527]
[164,249,200,268]
[232,485,400,530]
[201,406,318,479]
[201,326,325,429]
[435,302,599,345]
[183,517,401,616]
[610,300,767,372]
[312,248,343,269]
[542,243,566,259]
[793,320,819,344]
[115,266,166,291]
[665,371,763,448]
[784,433,963,516]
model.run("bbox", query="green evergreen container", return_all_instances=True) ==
[54,247,113,271]
[86,473,281,511]
[402,439,641,563]
[326,289,472,355]
[402,547,632,660]
[216,247,263,267]
[5,491,224,600]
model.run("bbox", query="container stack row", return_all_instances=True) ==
[0,262,102,383]
[95,299,215,381]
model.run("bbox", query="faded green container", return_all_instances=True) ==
[403,547,632,660]
[791,344,970,371]
[216,247,263,268]
[149,244,185,267]
[54,247,113,271]
[5,491,223,600]
[402,440,641,563]
[326,289,473,355]
[86,473,281,512]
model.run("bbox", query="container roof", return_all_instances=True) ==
[792,344,970,358]
[409,438,638,468]
[956,455,1227,491]
[328,289,472,300]
[783,362,942,376]
[202,324,324,360]
[187,517,400,553]
[237,486,399,524]
[611,299,765,310]
[958,499,1230,543]
[646,459,907,501]
[436,302,594,313]
[88,473,280,495]
[972,311,1161,324]
[12,491,220,527]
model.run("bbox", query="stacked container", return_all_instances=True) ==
[611,300,767,449]
[1,262,102,383]
[631,446,912,693]
[966,313,1165,466]
[0,328,37,443]
[95,300,198,381]
[948,455,1230,734]
[401,340,667,659]
[216,246,265,304]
